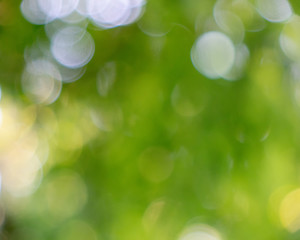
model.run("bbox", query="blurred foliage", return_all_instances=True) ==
[1,0,300,240]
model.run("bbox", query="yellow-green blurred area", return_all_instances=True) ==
[2,0,300,239]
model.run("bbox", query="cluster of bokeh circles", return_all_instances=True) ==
[190,0,300,234]
[20,0,146,104]
[21,0,145,27]
[0,0,148,220]
[13,0,300,238]
[191,0,294,80]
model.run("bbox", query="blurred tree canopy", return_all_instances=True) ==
[1,0,300,239]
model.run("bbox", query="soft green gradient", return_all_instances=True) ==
[0,0,300,239]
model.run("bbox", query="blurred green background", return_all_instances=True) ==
[1,0,300,239]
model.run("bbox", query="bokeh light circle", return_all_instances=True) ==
[45,170,88,219]
[20,0,50,25]
[37,0,79,20]
[256,0,292,23]
[51,26,95,69]
[179,224,222,240]
[191,31,235,79]
[22,59,62,104]
[280,188,300,232]
[82,0,145,28]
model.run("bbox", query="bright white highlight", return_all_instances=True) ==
[51,26,95,69]
[21,0,146,28]
[79,0,145,28]
[256,0,292,22]
[21,0,80,24]
[90,0,130,28]
[37,0,79,20]
[191,31,235,79]
[20,0,50,25]
[0,103,44,197]
[3,154,43,197]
